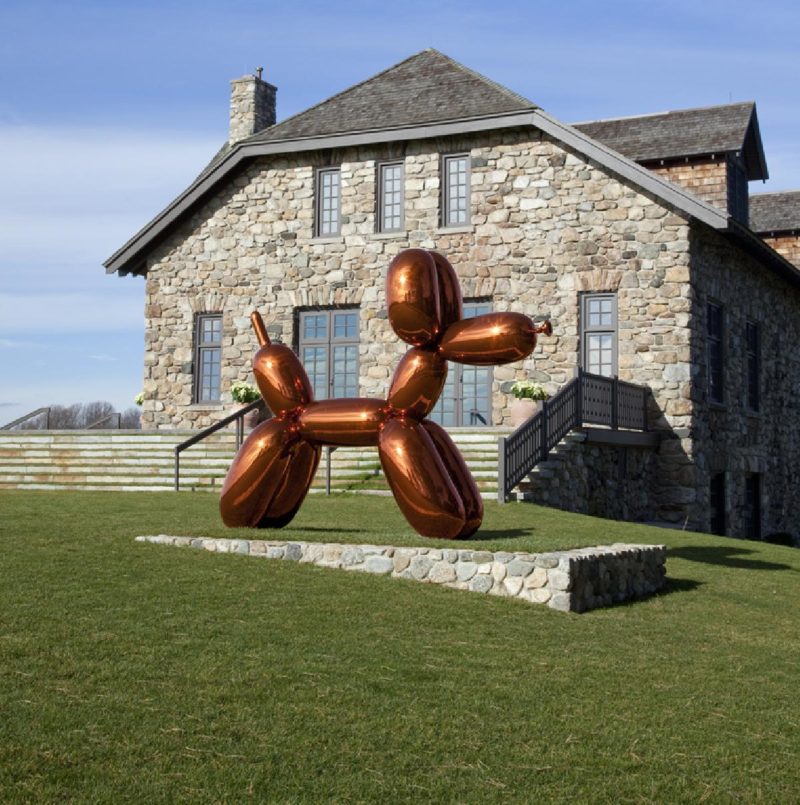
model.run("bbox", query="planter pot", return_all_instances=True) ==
[236,404,262,430]
[510,398,542,428]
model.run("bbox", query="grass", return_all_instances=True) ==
[1,490,798,802]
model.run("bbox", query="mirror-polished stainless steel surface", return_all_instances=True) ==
[221,250,552,538]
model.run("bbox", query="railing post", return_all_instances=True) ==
[236,415,243,449]
[611,376,618,430]
[174,446,180,492]
[642,387,648,431]
[326,446,333,495]
[497,436,507,504]
[45,408,50,430]
[540,400,549,462]
[576,370,583,428]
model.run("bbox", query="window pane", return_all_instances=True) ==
[299,309,359,400]
[380,163,403,232]
[318,169,340,236]
[444,156,468,227]
[303,314,327,340]
[303,346,328,399]
[333,312,357,339]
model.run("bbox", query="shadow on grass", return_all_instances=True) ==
[467,529,537,541]
[660,576,703,595]
[669,545,792,571]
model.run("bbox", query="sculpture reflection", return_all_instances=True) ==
[221,249,551,539]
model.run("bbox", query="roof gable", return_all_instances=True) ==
[573,102,768,180]
[245,49,536,143]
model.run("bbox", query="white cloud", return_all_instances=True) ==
[88,353,118,362]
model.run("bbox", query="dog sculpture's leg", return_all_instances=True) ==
[420,420,483,539]
[220,418,314,529]
[378,417,466,539]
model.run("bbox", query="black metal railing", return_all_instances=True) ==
[0,407,51,430]
[497,370,648,503]
[86,412,122,430]
[174,399,268,491]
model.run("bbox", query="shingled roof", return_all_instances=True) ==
[245,49,536,143]
[750,191,800,233]
[573,102,768,180]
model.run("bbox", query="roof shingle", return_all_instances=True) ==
[750,191,800,233]
[573,102,767,179]
[245,49,536,143]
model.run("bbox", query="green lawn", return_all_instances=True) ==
[1,490,798,803]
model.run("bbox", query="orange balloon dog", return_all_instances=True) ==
[220,249,552,539]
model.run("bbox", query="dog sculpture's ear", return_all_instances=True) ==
[386,249,442,347]
[428,251,463,331]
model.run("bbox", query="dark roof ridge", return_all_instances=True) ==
[572,100,755,127]
[751,189,800,197]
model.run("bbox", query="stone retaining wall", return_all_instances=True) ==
[135,536,666,614]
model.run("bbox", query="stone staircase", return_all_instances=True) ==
[513,432,585,502]
[0,428,507,497]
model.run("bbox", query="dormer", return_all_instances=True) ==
[574,102,768,225]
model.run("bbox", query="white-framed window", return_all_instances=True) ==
[315,167,341,236]
[298,308,359,399]
[194,313,222,402]
[442,154,470,227]
[378,161,404,232]
[581,293,617,377]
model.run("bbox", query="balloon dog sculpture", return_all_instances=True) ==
[220,248,551,539]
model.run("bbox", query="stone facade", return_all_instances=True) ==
[518,438,662,522]
[135,535,667,613]
[135,122,799,540]
[687,223,800,538]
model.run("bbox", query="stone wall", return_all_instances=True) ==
[518,437,663,522]
[135,535,667,613]
[688,222,800,539]
[141,128,696,521]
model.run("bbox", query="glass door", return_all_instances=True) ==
[430,302,492,427]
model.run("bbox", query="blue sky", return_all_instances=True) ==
[1,0,798,425]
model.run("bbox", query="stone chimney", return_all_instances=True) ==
[229,68,276,145]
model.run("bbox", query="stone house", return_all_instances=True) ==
[105,50,800,541]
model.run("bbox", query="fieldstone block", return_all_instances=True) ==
[470,575,493,593]
[340,547,364,566]
[507,559,534,577]
[409,555,433,580]
[365,556,394,575]
[429,562,457,583]
[284,543,303,561]
[456,561,477,581]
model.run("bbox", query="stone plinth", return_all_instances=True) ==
[135,536,667,613]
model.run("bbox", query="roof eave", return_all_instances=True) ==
[726,219,800,289]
